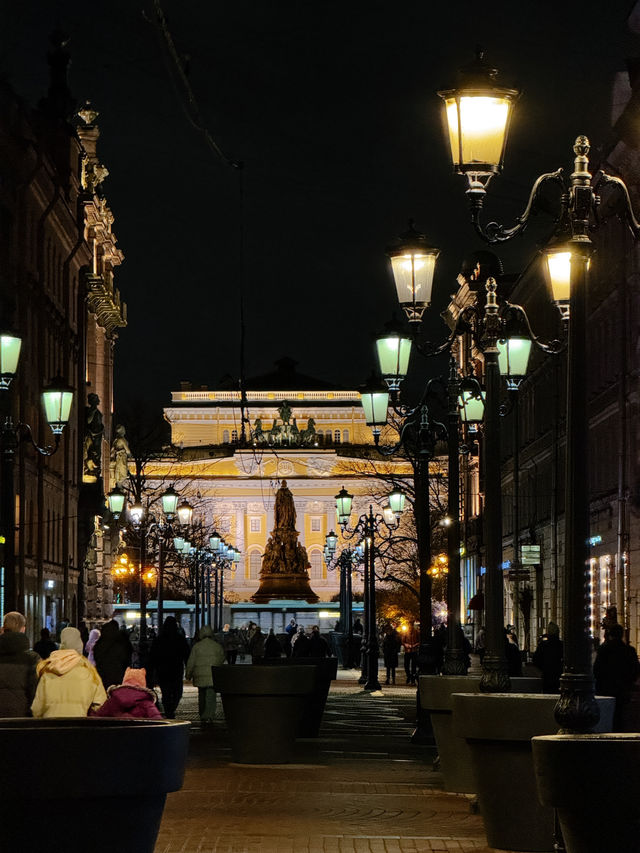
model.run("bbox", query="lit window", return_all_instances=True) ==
[311,517,321,532]
[250,517,261,533]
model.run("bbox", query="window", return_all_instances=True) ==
[309,550,323,580]
[342,430,349,444]
[334,430,341,444]
[249,551,262,580]
[310,517,321,532]
[220,517,231,533]
[250,517,261,533]
[222,430,230,443]
[231,429,238,443]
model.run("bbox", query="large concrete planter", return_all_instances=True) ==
[419,675,542,793]
[452,693,615,852]
[0,717,190,853]
[212,664,316,763]
[262,656,338,736]
[532,733,640,853]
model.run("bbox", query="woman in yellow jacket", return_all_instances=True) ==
[31,626,107,718]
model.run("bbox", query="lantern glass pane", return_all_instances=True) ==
[360,390,389,427]
[177,501,193,526]
[173,536,185,551]
[546,250,571,304]
[129,503,144,525]
[107,489,125,516]
[42,388,74,434]
[390,253,436,310]
[445,95,512,170]
[161,488,179,517]
[376,334,412,383]
[497,337,532,379]
[388,488,406,515]
[209,533,221,552]
[0,334,21,383]
[335,487,353,520]
[458,389,485,423]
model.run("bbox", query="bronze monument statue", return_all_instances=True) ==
[251,479,319,603]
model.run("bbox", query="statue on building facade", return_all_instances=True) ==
[110,424,131,486]
[258,403,319,448]
[83,393,104,482]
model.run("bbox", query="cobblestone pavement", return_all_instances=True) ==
[154,670,519,853]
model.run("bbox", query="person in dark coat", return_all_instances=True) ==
[382,624,401,684]
[505,627,522,677]
[33,627,57,660]
[93,619,133,690]
[532,621,563,693]
[263,628,283,658]
[248,623,266,664]
[307,625,330,658]
[594,622,640,730]
[291,626,310,657]
[146,616,190,718]
[0,611,39,716]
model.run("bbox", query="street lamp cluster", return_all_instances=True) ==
[324,532,365,669]
[107,482,241,641]
[0,331,74,614]
[329,485,406,691]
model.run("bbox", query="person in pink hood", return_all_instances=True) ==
[93,667,162,719]
[31,626,107,718]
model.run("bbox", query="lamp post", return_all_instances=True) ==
[325,539,364,668]
[0,331,74,615]
[335,485,405,691]
[107,484,185,642]
[382,222,550,690]
[438,51,640,729]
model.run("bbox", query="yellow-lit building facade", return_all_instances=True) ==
[151,360,412,604]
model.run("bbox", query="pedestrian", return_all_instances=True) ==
[0,611,39,716]
[402,624,419,684]
[221,623,239,665]
[291,625,310,657]
[84,627,101,665]
[353,618,363,636]
[475,626,486,664]
[93,667,161,719]
[31,627,107,718]
[307,625,330,658]
[33,627,57,660]
[146,615,190,718]
[285,618,297,637]
[505,627,523,677]
[594,622,640,730]
[185,625,225,724]
[264,628,283,658]
[248,622,266,664]
[382,624,401,685]
[532,621,563,693]
[352,618,363,668]
[93,618,133,690]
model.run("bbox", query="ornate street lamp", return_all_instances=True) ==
[0,332,22,390]
[359,374,390,441]
[176,499,193,527]
[161,486,180,519]
[41,378,74,435]
[375,319,413,393]
[106,485,126,519]
[386,222,440,324]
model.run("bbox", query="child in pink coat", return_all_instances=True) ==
[93,667,162,719]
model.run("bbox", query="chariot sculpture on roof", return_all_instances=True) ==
[252,401,317,448]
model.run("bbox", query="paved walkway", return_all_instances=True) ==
[154,670,514,853]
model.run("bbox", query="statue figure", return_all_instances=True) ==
[83,393,104,480]
[110,424,131,486]
[253,417,267,445]
[278,400,292,425]
[291,418,300,445]
[301,417,317,446]
[274,479,296,529]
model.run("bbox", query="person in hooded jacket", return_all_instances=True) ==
[31,627,107,718]
[93,619,133,690]
[186,625,225,723]
[0,611,39,716]
[93,667,161,719]
[147,616,190,718]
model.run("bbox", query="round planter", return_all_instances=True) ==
[0,717,190,853]
[212,664,316,763]
[532,733,640,853]
[419,675,542,793]
[452,693,615,852]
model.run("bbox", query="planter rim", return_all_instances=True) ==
[533,733,640,743]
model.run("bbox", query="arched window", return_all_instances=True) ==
[334,430,341,444]
[309,549,323,580]
[248,551,262,580]
[342,429,349,444]
[231,429,238,443]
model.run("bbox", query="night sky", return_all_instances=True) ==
[2,1,637,414]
